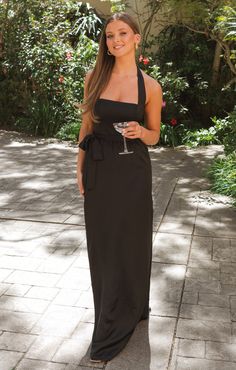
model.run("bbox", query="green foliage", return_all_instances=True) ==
[166,0,234,31]
[15,95,62,137]
[183,127,221,147]
[0,0,99,137]
[140,60,190,147]
[110,0,126,13]
[146,63,189,124]
[208,153,236,204]
[152,26,235,127]
[207,107,236,205]
[215,6,236,41]
[159,123,186,147]
[214,5,236,73]
[183,111,236,149]
[144,1,236,50]
[219,110,236,155]
[70,2,104,41]
[142,0,236,131]
[55,120,81,141]
[15,33,97,136]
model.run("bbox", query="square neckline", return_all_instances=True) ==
[98,98,138,106]
[97,66,140,106]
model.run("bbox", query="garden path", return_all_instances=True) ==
[0,129,235,370]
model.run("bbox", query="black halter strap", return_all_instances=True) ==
[137,67,146,120]
[137,67,146,107]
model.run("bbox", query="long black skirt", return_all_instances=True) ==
[82,136,153,361]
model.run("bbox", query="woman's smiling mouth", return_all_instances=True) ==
[113,45,124,50]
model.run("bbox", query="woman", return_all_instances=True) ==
[77,12,162,363]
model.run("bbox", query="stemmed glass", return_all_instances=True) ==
[113,122,134,155]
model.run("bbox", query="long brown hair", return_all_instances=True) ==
[81,12,140,123]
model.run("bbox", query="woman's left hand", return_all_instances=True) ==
[122,121,143,139]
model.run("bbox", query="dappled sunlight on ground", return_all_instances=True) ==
[0,130,235,370]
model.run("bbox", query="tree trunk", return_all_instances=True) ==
[211,41,222,87]
[0,32,3,58]
[0,0,10,59]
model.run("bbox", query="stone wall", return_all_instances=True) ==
[81,0,111,17]
[82,0,169,50]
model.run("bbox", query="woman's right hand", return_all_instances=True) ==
[77,171,85,197]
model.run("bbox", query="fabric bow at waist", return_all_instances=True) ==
[78,133,104,161]
[78,133,104,191]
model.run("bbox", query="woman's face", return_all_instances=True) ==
[105,20,140,57]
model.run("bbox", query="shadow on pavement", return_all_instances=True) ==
[0,130,236,370]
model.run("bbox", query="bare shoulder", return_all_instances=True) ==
[140,70,162,103]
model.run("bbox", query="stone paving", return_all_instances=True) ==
[0,129,236,370]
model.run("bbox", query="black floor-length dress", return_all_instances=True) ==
[79,66,153,361]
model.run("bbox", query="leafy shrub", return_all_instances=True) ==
[183,110,236,149]
[183,127,221,147]
[149,26,235,128]
[14,34,97,136]
[138,57,190,147]
[221,110,236,155]
[224,129,236,155]
[55,120,81,141]
[208,153,236,204]
[146,63,189,124]
[209,111,236,154]
[0,0,100,137]
[159,122,186,147]
[207,109,235,205]
[15,95,63,137]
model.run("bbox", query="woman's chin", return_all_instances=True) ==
[112,49,133,59]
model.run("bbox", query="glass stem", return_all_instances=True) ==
[123,135,128,152]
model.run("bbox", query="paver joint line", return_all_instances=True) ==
[167,190,200,369]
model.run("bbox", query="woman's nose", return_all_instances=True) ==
[114,34,121,42]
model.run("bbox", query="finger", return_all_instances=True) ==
[125,123,140,132]
[80,189,85,197]
[125,126,140,134]
[123,128,137,135]
[78,182,85,196]
[124,129,141,138]
[127,121,137,127]
[80,185,85,195]
[124,132,138,138]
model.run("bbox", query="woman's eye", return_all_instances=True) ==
[106,33,127,39]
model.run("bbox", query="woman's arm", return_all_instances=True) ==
[123,77,162,146]
[76,71,93,195]
[140,79,162,145]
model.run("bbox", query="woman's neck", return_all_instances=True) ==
[112,55,137,76]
